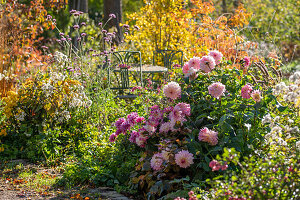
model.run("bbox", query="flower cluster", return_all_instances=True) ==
[112,88,195,172]
[175,150,194,168]
[119,64,131,69]
[209,160,228,171]
[273,72,300,105]
[262,114,299,147]
[2,72,91,128]
[208,82,226,99]
[241,84,262,102]
[112,101,191,149]
[174,190,198,200]
[182,50,223,79]
[163,82,181,100]
[198,127,219,146]
[110,112,145,143]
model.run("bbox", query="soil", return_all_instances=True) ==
[0,159,132,200]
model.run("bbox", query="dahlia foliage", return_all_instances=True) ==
[108,51,281,198]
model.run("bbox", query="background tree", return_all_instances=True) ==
[69,0,88,12]
[103,0,122,44]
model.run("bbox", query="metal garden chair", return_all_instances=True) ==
[152,49,183,82]
[153,49,183,70]
[109,51,142,99]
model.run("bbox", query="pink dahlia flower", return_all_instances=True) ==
[135,134,147,147]
[185,67,198,80]
[251,90,261,102]
[109,133,117,142]
[129,130,139,143]
[115,117,125,129]
[163,82,181,100]
[135,117,145,123]
[175,150,194,168]
[209,50,223,65]
[241,84,253,99]
[209,160,228,171]
[150,153,163,171]
[198,127,218,145]
[174,198,187,200]
[244,57,250,67]
[182,62,191,74]
[175,103,191,116]
[188,57,201,70]
[209,160,221,171]
[200,56,216,73]
[159,122,172,133]
[120,120,131,133]
[127,112,138,125]
[208,82,226,99]
[169,106,185,126]
[161,150,170,161]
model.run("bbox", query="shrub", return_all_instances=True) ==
[0,71,91,160]
[203,146,300,200]
[124,0,251,63]
[109,52,278,199]
[0,0,65,97]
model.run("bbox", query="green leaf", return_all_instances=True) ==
[142,161,151,171]
[159,190,188,200]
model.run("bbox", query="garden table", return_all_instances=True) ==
[114,64,168,86]
[114,64,168,73]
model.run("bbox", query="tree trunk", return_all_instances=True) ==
[69,0,88,49]
[222,0,227,13]
[69,0,88,13]
[103,0,122,45]
[234,0,241,8]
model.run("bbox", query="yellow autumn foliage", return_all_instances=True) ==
[124,0,251,63]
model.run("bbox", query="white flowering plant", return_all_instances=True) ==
[0,70,92,160]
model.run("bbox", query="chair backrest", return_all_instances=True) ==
[153,50,183,70]
[111,51,142,70]
[109,51,143,94]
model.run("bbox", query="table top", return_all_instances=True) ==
[114,64,168,73]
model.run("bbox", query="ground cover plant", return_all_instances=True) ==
[0,0,299,200]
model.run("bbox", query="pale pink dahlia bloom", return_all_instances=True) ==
[198,127,218,145]
[208,82,226,99]
[175,150,194,168]
[209,50,223,65]
[174,103,191,116]
[161,150,170,162]
[150,153,163,171]
[135,134,147,147]
[159,122,172,133]
[144,123,156,133]
[169,106,185,126]
[185,67,198,80]
[163,82,181,100]
[188,57,201,70]
[182,62,191,74]
[200,56,216,73]
[251,90,261,102]
[241,84,253,99]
